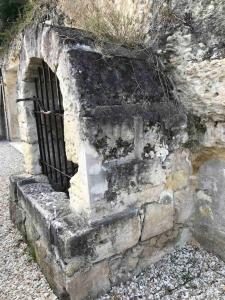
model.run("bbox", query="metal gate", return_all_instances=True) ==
[33,61,78,193]
[0,69,7,140]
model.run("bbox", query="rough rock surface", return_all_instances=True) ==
[0,141,57,300]
[157,0,225,119]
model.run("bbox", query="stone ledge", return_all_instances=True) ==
[10,174,141,262]
[141,201,174,241]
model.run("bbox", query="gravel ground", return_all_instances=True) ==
[99,244,225,300]
[0,141,57,300]
[1,142,225,300]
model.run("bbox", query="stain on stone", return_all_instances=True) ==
[192,147,225,174]
[142,143,155,160]
[104,190,117,202]
[70,235,93,257]
[183,115,206,149]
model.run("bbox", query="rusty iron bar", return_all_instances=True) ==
[47,63,64,188]
[42,61,58,182]
[37,66,53,179]
[33,111,64,117]
[39,160,77,179]
[34,78,48,174]
[55,72,69,184]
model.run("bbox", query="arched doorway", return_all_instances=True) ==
[34,61,78,193]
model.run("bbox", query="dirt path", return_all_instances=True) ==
[0,141,57,300]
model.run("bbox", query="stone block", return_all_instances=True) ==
[174,189,194,223]
[141,202,174,241]
[166,170,189,190]
[53,209,141,262]
[136,184,164,206]
[94,212,141,262]
[66,261,110,300]
[22,142,41,174]
[9,174,31,203]
[25,216,41,243]
[19,121,38,144]
[35,240,68,299]
[146,160,166,186]
[9,200,26,230]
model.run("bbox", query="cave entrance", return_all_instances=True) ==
[33,61,78,193]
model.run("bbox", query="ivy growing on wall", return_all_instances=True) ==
[0,0,25,24]
[0,0,47,51]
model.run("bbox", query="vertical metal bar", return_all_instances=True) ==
[42,62,58,182]
[47,65,64,188]
[55,74,68,190]
[38,66,53,179]
[34,78,47,174]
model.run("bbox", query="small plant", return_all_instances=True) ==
[27,244,37,262]
[0,0,42,51]
[0,0,24,24]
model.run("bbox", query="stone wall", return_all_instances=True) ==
[9,174,189,300]
[16,24,193,224]
[8,23,195,300]
[0,33,22,141]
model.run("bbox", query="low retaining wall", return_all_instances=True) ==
[10,174,190,300]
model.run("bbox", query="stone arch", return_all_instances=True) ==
[17,57,79,190]
[17,26,92,215]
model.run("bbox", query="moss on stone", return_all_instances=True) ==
[26,243,37,262]
[183,115,206,149]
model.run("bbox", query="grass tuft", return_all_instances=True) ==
[63,0,149,48]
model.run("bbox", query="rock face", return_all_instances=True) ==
[154,0,225,259]
[159,0,225,118]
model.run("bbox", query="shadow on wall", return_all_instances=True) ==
[193,156,225,260]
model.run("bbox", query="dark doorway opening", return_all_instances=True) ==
[34,61,78,193]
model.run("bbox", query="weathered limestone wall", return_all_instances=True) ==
[16,24,194,229]
[4,65,20,140]
[57,0,225,261]
[1,34,22,141]
[155,0,225,259]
